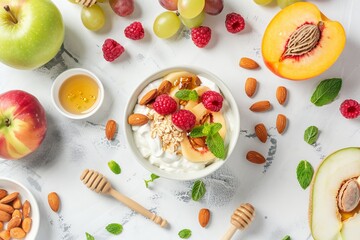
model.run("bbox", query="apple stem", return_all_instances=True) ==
[3,5,18,24]
[4,118,11,127]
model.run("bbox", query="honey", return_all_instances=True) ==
[59,74,99,114]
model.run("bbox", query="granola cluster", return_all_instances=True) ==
[148,110,183,153]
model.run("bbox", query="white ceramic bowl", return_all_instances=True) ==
[0,178,40,239]
[124,66,240,181]
[51,68,104,120]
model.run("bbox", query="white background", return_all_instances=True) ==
[0,0,359,239]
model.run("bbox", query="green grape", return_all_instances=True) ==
[277,0,302,8]
[81,4,106,31]
[180,11,205,29]
[254,0,273,5]
[153,11,181,39]
[178,0,205,19]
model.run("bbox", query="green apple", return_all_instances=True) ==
[0,0,64,70]
[310,147,360,240]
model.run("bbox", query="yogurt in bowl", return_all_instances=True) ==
[124,67,240,180]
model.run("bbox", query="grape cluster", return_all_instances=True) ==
[153,0,224,45]
[254,0,303,8]
[68,0,134,32]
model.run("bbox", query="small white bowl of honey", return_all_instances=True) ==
[51,68,104,119]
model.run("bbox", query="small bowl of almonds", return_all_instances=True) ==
[0,178,39,240]
[124,66,240,180]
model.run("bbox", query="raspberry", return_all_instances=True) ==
[340,99,360,119]
[153,94,178,115]
[102,39,125,62]
[124,21,145,40]
[201,91,224,112]
[191,26,211,48]
[172,110,196,131]
[225,12,245,33]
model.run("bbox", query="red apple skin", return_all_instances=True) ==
[0,90,47,160]
[109,0,134,17]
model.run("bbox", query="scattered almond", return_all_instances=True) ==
[0,204,14,214]
[105,119,117,140]
[0,192,18,204]
[7,217,21,230]
[12,210,22,219]
[139,89,158,105]
[0,211,11,222]
[0,230,10,240]
[22,218,32,233]
[245,77,257,98]
[276,86,287,105]
[0,190,7,200]
[128,113,149,126]
[48,192,60,212]
[249,101,271,112]
[0,222,3,231]
[246,151,266,164]
[255,123,268,143]
[239,57,260,70]
[12,197,21,210]
[22,200,31,218]
[276,114,287,134]
[198,208,210,228]
[9,227,26,239]
[157,80,172,95]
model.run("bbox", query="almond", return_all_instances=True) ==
[239,57,259,70]
[0,190,7,200]
[276,86,287,105]
[105,119,117,140]
[128,113,149,126]
[0,192,18,204]
[246,151,266,164]
[0,211,11,222]
[12,210,22,219]
[198,208,210,228]
[0,230,10,240]
[139,89,158,105]
[276,114,287,134]
[249,101,271,112]
[48,192,60,212]
[191,137,206,148]
[245,77,257,98]
[255,123,267,143]
[0,222,3,231]
[22,200,31,218]
[0,204,14,214]
[7,217,21,230]
[157,80,172,95]
[12,198,21,210]
[9,227,26,239]
[22,218,32,233]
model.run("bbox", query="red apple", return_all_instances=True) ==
[0,90,47,160]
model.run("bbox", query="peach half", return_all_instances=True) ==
[262,2,346,80]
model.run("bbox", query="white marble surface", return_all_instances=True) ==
[1,0,360,239]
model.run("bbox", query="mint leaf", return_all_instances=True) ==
[175,90,198,101]
[208,123,222,136]
[296,160,314,189]
[108,160,121,175]
[145,173,160,188]
[178,229,192,239]
[206,132,225,159]
[85,232,95,240]
[106,223,123,235]
[310,78,342,106]
[304,126,319,145]
[189,125,206,138]
[282,235,291,240]
[191,180,206,201]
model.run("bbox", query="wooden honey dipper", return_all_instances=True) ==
[221,203,255,240]
[80,169,168,227]
[76,0,97,7]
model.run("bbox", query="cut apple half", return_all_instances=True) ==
[310,147,360,240]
